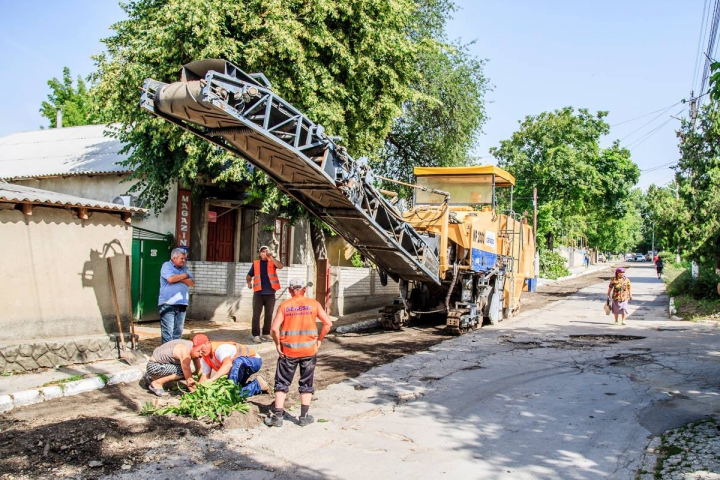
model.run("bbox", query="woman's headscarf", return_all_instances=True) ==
[615,267,625,277]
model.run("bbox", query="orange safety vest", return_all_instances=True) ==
[203,341,257,371]
[252,260,281,292]
[278,296,320,358]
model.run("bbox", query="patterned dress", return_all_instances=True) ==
[608,277,631,314]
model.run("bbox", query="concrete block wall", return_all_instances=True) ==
[328,266,399,317]
[188,261,229,295]
[186,261,314,325]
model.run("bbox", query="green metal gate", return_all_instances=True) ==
[131,227,173,321]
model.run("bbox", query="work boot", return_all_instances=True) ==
[261,335,273,342]
[255,375,270,393]
[252,336,262,344]
[264,413,283,427]
[298,414,315,427]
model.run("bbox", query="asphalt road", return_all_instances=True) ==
[107,263,720,479]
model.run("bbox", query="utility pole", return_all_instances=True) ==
[532,187,539,291]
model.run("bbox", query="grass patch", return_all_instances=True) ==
[97,373,109,385]
[42,374,84,387]
[673,294,720,322]
[662,262,720,321]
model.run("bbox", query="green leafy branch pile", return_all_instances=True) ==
[144,378,249,423]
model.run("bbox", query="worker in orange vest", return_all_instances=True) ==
[246,246,284,344]
[191,334,269,396]
[265,278,332,427]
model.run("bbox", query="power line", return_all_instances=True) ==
[618,102,683,142]
[692,0,712,93]
[640,161,677,173]
[698,0,720,107]
[611,101,685,127]
[626,108,685,151]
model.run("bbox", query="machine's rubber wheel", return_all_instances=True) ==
[487,286,501,325]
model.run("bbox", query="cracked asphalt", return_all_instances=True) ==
[105,263,720,479]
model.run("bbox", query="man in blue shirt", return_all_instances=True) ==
[158,248,195,344]
[246,246,283,344]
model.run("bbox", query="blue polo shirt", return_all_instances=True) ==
[248,260,276,295]
[158,261,194,306]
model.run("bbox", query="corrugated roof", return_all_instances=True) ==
[0,182,145,213]
[0,124,131,180]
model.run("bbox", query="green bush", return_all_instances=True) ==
[666,268,692,297]
[689,269,720,300]
[657,251,675,265]
[539,250,570,280]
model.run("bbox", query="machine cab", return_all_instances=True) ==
[412,166,516,208]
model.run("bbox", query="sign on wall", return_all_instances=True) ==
[176,189,191,250]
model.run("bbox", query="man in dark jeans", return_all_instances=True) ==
[158,248,195,344]
[246,246,283,344]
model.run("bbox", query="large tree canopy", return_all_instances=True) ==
[676,103,720,267]
[93,0,456,213]
[40,67,101,128]
[376,40,488,198]
[490,107,640,250]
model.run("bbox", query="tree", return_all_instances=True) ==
[676,103,720,268]
[40,67,101,128]
[93,0,457,258]
[376,40,489,198]
[490,107,640,250]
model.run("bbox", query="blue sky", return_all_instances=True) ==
[0,1,702,189]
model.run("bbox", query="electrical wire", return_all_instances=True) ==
[618,102,683,142]
[698,0,720,105]
[692,0,712,93]
[611,101,684,127]
[640,161,677,173]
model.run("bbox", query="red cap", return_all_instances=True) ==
[192,334,209,347]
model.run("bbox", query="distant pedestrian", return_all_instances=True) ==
[158,248,195,344]
[584,254,590,268]
[246,246,284,344]
[606,267,632,325]
[264,278,333,427]
[655,257,664,279]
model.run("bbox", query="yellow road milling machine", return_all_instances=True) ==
[140,59,535,334]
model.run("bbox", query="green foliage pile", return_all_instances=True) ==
[539,250,570,280]
[145,378,249,423]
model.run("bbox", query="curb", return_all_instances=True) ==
[0,368,143,414]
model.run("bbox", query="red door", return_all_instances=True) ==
[207,206,236,262]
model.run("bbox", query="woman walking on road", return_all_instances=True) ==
[607,267,632,325]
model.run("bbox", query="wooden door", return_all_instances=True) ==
[207,206,236,262]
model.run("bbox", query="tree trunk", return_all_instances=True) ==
[309,220,327,261]
[546,232,554,251]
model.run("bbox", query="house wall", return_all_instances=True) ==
[327,267,399,316]
[185,262,397,324]
[14,176,177,236]
[0,206,133,372]
[186,262,314,323]
[326,235,357,267]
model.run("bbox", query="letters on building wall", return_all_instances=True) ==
[176,189,191,249]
